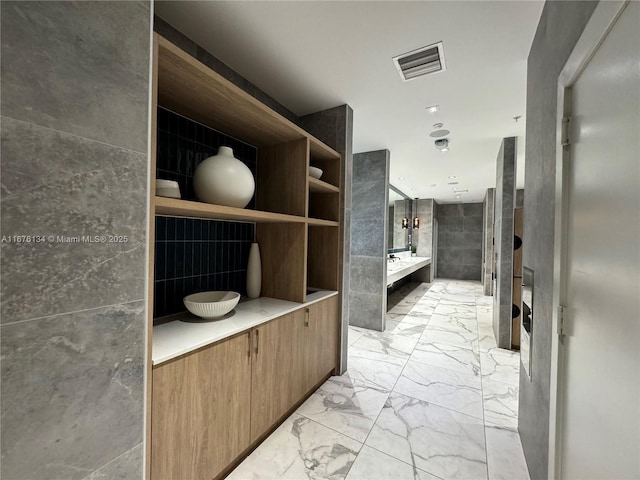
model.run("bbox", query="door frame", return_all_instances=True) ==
[548,1,630,478]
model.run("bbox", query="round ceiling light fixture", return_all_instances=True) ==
[430,129,450,138]
[433,123,444,129]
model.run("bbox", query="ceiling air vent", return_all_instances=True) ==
[393,42,446,82]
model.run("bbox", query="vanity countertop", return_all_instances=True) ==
[153,290,338,366]
[387,256,431,285]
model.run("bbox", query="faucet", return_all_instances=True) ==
[388,254,399,262]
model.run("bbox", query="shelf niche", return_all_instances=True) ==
[307,225,339,292]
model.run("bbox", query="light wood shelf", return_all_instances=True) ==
[155,197,307,224]
[309,177,340,193]
[307,218,339,227]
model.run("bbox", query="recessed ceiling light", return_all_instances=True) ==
[398,176,405,180]
[426,105,439,113]
[448,175,456,179]
[435,138,449,151]
[455,194,461,199]
[433,123,444,129]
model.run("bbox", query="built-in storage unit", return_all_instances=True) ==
[151,294,338,480]
[146,33,343,480]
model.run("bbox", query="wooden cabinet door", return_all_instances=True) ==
[304,296,339,392]
[151,332,252,480]
[250,309,306,441]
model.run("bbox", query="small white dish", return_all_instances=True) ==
[309,166,323,179]
[156,179,181,199]
[183,291,240,319]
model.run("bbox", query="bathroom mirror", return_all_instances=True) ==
[388,184,412,253]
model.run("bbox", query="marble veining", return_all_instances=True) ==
[345,445,439,480]
[232,280,529,480]
[227,414,361,480]
[384,320,426,339]
[411,342,481,377]
[395,359,483,419]
[296,376,390,442]
[351,331,418,359]
[365,392,488,479]
[344,347,407,390]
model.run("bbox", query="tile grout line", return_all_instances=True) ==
[356,280,444,479]
[477,294,492,480]
[0,298,145,328]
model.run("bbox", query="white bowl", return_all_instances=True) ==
[156,179,181,199]
[309,166,323,179]
[183,291,240,319]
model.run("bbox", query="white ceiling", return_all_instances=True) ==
[155,1,544,203]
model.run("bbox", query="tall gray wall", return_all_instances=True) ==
[393,199,408,250]
[349,150,390,331]
[482,189,496,295]
[1,2,151,479]
[493,138,517,349]
[413,199,435,260]
[436,203,483,280]
[413,199,436,282]
[516,188,525,208]
[300,106,354,374]
[520,2,598,479]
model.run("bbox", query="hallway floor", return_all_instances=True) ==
[227,280,529,480]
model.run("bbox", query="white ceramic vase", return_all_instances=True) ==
[246,243,262,298]
[193,146,255,208]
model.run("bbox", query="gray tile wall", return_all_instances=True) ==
[393,200,408,250]
[414,199,435,263]
[516,189,525,208]
[482,189,495,295]
[436,203,484,280]
[520,2,598,479]
[348,150,390,331]
[0,2,151,479]
[300,105,354,375]
[492,138,517,349]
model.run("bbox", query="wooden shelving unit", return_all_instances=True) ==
[147,32,344,480]
[309,177,340,194]
[307,218,339,227]
[155,197,307,224]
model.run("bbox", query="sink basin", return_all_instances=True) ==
[183,291,240,319]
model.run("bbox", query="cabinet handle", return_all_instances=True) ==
[255,329,259,355]
[247,331,252,358]
[305,308,310,327]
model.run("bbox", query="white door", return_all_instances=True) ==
[556,2,640,478]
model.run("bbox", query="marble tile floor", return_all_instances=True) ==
[227,280,529,480]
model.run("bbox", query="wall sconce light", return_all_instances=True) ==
[413,217,420,229]
[402,217,409,229]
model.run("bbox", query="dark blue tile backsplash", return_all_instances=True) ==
[154,216,255,319]
[154,108,257,320]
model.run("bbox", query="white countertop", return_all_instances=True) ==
[387,256,431,285]
[153,290,339,365]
